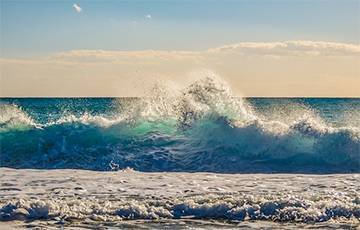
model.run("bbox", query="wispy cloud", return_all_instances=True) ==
[52,41,360,61]
[2,40,359,97]
[208,41,360,56]
[146,14,152,19]
[73,3,82,13]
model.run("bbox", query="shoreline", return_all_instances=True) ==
[1,168,359,228]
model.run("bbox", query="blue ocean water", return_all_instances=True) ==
[1,80,359,173]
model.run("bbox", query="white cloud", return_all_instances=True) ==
[52,49,203,63]
[73,3,82,13]
[2,40,359,97]
[208,40,360,56]
[51,41,360,62]
[146,14,152,19]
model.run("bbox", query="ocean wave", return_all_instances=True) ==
[0,104,39,131]
[0,73,359,172]
[1,188,359,223]
[1,168,358,226]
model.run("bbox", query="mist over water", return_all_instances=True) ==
[1,74,359,173]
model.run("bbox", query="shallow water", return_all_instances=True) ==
[0,168,359,228]
[6,219,359,229]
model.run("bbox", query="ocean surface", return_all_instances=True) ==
[0,78,359,228]
[0,168,359,228]
[1,77,359,173]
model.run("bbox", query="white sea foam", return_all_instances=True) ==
[0,72,356,131]
[0,168,359,227]
[1,73,358,137]
[1,73,359,173]
[0,104,39,131]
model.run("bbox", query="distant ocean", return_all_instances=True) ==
[1,77,359,173]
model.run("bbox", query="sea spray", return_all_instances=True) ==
[0,73,359,172]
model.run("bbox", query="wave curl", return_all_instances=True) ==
[1,73,359,172]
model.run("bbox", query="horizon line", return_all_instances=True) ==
[1,96,359,99]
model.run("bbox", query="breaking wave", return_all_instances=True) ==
[1,72,359,173]
[1,193,359,223]
[0,169,358,225]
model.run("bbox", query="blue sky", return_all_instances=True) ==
[1,0,359,58]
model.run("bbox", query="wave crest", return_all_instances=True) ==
[0,104,38,132]
[0,72,359,172]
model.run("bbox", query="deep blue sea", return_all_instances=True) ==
[1,86,359,173]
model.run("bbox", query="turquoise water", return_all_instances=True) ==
[1,95,359,173]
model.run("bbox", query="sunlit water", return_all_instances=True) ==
[0,77,359,228]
